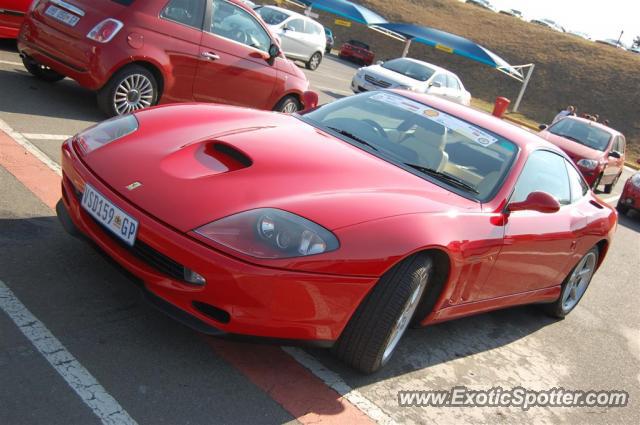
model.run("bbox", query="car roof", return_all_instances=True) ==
[260,4,308,20]
[556,116,624,137]
[395,90,564,154]
[387,57,450,74]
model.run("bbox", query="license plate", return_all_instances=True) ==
[45,5,80,27]
[81,184,138,246]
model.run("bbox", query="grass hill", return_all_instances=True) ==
[271,0,640,161]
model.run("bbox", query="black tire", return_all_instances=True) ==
[616,201,629,216]
[97,64,159,117]
[332,253,433,374]
[22,56,65,82]
[541,247,599,319]
[603,173,621,194]
[591,173,603,191]
[273,95,301,113]
[306,52,322,70]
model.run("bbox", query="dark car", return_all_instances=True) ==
[324,26,334,53]
[339,39,375,66]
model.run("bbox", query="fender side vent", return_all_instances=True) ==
[192,301,231,324]
[590,200,604,209]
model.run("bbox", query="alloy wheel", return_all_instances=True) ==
[561,251,596,312]
[113,74,154,115]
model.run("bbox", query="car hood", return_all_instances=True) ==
[539,131,603,161]
[79,104,478,232]
[361,65,425,87]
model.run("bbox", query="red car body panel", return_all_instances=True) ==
[17,0,309,110]
[539,119,625,187]
[339,41,375,66]
[58,94,617,344]
[0,0,29,38]
[619,173,640,212]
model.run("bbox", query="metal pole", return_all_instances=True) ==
[401,39,412,57]
[512,64,535,113]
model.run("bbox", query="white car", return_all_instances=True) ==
[254,5,326,70]
[351,58,472,106]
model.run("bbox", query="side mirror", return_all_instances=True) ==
[507,191,561,214]
[301,91,319,112]
[538,124,548,131]
[268,43,280,58]
[429,81,442,88]
[283,24,294,32]
[608,151,621,159]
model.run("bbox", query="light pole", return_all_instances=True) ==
[616,30,624,46]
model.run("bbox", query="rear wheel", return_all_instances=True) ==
[97,65,158,117]
[603,173,621,194]
[306,52,322,70]
[22,56,65,82]
[332,253,433,374]
[616,200,629,215]
[273,95,300,113]
[542,247,598,318]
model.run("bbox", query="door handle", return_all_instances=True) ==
[201,51,220,61]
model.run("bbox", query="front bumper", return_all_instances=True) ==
[58,140,376,343]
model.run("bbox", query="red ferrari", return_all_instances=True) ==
[18,0,310,115]
[339,39,375,66]
[57,91,617,373]
[0,0,29,38]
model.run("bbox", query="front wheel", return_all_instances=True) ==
[591,173,603,191]
[273,95,301,113]
[603,173,621,194]
[97,65,158,117]
[306,52,322,70]
[332,253,433,373]
[542,247,598,318]
[22,56,65,82]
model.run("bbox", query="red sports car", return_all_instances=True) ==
[0,0,29,38]
[539,117,626,193]
[617,165,640,216]
[18,0,310,115]
[57,91,617,373]
[339,39,375,66]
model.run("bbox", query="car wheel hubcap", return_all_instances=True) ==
[281,101,298,113]
[381,276,427,364]
[114,74,153,115]
[561,252,596,312]
[311,54,320,68]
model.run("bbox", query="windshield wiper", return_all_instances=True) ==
[326,126,378,150]
[405,163,479,194]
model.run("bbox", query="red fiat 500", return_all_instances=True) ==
[539,117,626,193]
[339,39,375,66]
[18,0,311,115]
[57,91,617,373]
[0,0,30,38]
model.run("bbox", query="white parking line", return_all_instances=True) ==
[0,59,23,67]
[0,118,62,175]
[282,347,398,425]
[22,133,72,140]
[602,195,621,204]
[0,281,138,425]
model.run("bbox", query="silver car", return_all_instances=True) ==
[351,58,472,106]
[255,5,326,70]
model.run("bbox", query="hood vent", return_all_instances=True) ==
[210,142,252,169]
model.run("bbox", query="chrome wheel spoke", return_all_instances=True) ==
[562,252,596,311]
[112,73,154,115]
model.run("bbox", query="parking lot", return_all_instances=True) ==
[0,37,639,425]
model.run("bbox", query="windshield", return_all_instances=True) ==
[299,92,519,201]
[255,6,289,25]
[548,119,611,151]
[381,59,436,82]
[349,40,369,50]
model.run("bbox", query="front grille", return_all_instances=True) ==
[364,74,391,88]
[75,189,187,281]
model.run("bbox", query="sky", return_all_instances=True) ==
[490,0,639,46]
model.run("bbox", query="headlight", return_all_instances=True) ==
[195,208,339,259]
[577,159,598,170]
[75,115,138,154]
[631,174,640,188]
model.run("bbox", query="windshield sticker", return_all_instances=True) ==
[370,92,498,147]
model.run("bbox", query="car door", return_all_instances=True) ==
[278,18,306,58]
[445,74,462,102]
[193,0,278,109]
[604,136,624,183]
[478,150,588,301]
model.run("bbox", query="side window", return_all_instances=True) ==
[446,74,460,90]
[511,150,571,205]
[286,18,305,32]
[620,136,626,154]
[565,160,588,202]
[161,0,206,29]
[432,73,447,87]
[210,0,271,51]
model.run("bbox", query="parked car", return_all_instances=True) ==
[254,4,325,70]
[567,30,591,41]
[0,0,29,38]
[629,46,640,54]
[18,0,312,116]
[538,117,626,193]
[499,9,523,19]
[338,39,375,66]
[617,165,640,216]
[465,0,497,12]
[595,39,627,50]
[351,57,471,105]
[56,90,617,374]
[531,18,564,32]
[324,26,334,54]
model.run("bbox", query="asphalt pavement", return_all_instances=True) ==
[1,38,639,425]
